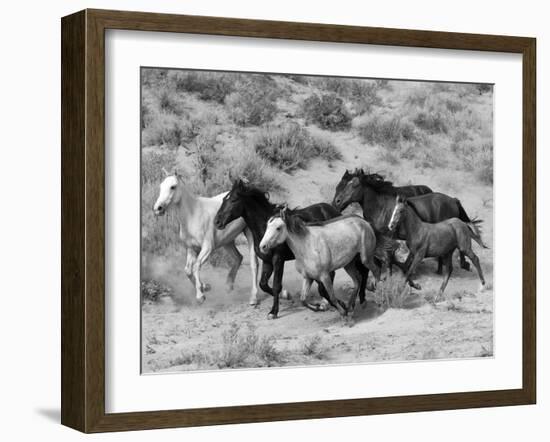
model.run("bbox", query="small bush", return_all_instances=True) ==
[348,80,383,115]
[301,93,352,131]
[413,111,448,134]
[215,322,285,368]
[255,122,341,172]
[476,84,493,95]
[141,149,177,184]
[142,112,195,148]
[226,78,279,126]
[356,114,417,149]
[301,335,328,359]
[374,274,410,309]
[171,71,236,103]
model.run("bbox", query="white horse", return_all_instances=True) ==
[153,170,259,305]
[259,208,381,317]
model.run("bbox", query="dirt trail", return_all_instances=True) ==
[142,242,493,373]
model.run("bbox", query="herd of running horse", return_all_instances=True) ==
[152,168,487,320]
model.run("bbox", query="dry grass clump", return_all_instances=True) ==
[255,122,342,172]
[301,335,328,360]
[374,273,411,309]
[170,322,286,369]
[301,93,352,131]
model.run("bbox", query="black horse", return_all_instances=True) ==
[213,180,369,319]
[334,170,432,200]
[332,170,480,273]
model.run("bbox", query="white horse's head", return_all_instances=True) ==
[153,169,182,216]
[259,213,288,253]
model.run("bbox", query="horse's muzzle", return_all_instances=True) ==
[154,206,165,216]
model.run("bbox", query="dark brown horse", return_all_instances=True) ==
[388,195,487,300]
[332,169,479,273]
[213,180,370,319]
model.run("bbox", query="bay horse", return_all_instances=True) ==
[152,170,259,305]
[332,169,479,273]
[388,195,487,301]
[213,179,369,319]
[259,208,381,318]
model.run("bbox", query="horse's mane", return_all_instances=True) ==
[346,168,399,195]
[232,181,273,209]
[270,208,309,237]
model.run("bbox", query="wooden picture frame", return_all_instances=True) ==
[61,8,536,433]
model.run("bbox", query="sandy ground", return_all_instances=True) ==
[142,246,493,373]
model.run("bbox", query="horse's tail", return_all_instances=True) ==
[373,231,398,264]
[467,219,488,249]
[456,198,472,223]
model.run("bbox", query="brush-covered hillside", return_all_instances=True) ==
[141,68,493,263]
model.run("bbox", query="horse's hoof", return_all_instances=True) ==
[196,295,206,305]
[227,283,235,292]
[201,283,211,292]
[267,313,277,320]
[249,299,259,307]
[478,283,486,294]
[411,282,421,290]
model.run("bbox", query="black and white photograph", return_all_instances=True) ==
[141,67,494,373]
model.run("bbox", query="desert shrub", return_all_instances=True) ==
[301,93,352,131]
[226,80,278,126]
[377,150,400,165]
[348,80,383,115]
[141,149,177,184]
[141,279,172,303]
[476,83,493,95]
[215,322,285,368]
[141,112,194,148]
[301,335,328,359]
[171,71,236,103]
[445,98,464,113]
[191,128,220,186]
[356,114,417,149]
[413,111,448,134]
[374,274,410,309]
[475,143,493,184]
[255,122,341,172]
[158,89,183,115]
[406,89,429,108]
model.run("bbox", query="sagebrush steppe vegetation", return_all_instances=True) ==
[141,68,494,372]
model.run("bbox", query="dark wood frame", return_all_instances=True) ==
[61,8,536,433]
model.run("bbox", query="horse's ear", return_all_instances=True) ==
[172,168,180,178]
[343,169,350,178]
[162,167,170,177]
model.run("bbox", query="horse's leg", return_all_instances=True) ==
[259,260,274,296]
[394,258,421,290]
[400,251,425,301]
[268,254,285,319]
[193,243,214,303]
[319,273,347,317]
[315,272,334,311]
[464,248,485,292]
[223,243,243,292]
[243,228,259,305]
[184,248,198,287]
[354,258,369,305]
[436,257,443,275]
[344,262,361,315]
[437,252,454,300]
[459,251,471,271]
[299,277,314,309]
